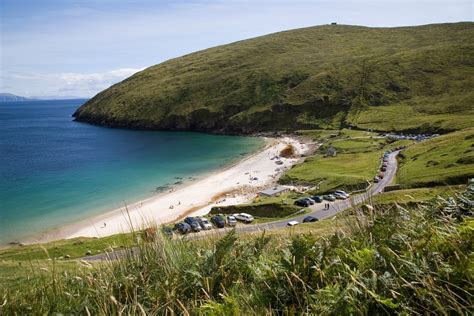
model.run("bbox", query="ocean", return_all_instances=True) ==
[0,99,263,244]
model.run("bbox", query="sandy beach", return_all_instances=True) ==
[24,136,312,243]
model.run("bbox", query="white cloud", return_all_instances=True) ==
[4,68,145,97]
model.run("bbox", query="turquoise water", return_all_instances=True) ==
[0,100,263,243]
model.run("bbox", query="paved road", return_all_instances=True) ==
[85,151,398,261]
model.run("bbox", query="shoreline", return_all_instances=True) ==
[19,135,313,245]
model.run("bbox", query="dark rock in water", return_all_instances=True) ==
[155,185,170,192]
[175,177,183,179]
[174,181,183,185]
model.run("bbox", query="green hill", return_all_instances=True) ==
[397,128,474,188]
[73,23,474,134]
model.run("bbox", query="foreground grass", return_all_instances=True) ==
[397,128,474,188]
[2,183,473,314]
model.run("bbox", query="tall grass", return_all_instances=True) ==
[2,182,473,314]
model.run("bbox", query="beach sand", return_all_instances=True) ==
[24,136,312,243]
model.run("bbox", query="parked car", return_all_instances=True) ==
[334,190,350,199]
[294,199,311,207]
[334,192,349,200]
[381,166,387,172]
[303,216,318,223]
[235,213,254,223]
[373,176,381,183]
[323,194,336,202]
[184,217,202,232]
[227,215,237,227]
[174,222,191,234]
[287,220,299,227]
[211,215,225,228]
[311,195,323,203]
[378,172,385,179]
[303,197,315,205]
[161,226,174,237]
[197,217,212,230]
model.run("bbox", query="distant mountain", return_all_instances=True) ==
[74,22,474,134]
[32,95,89,100]
[0,93,33,102]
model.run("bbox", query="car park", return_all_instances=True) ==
[174,222,191,234]
[211,215,225,228]
[235,213,254,223]
[197,217,212,230]
[184,217,202,232]
[311,195,323,203]
[323,194,336,201]
[227,215,237,226]
[303,216,318,223]
[287,220,299,227]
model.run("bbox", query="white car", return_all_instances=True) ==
[334,190,350,199]
[198,217,212,230]
[234,213,254,223]
[287,220,299,227]
[227,215,237,226]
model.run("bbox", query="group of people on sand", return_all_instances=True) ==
[169,201,181,209]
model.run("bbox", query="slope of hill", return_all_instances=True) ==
[0,93,32,102]
[73,22,474,134]
[397,128,474,188]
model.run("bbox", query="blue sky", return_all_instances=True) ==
[1,0,472,98]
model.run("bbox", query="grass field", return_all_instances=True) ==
[74,23,474,134]
[397,128,474,188]
[279,150,380,192]
[323,138,389,153]
[369,185,463,205]
[279,137,409,193]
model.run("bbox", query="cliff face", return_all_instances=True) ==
[73,23,474,134]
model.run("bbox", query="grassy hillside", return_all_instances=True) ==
[74,23,474,134]
[397,128,474,187]
[2,184,473,314]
